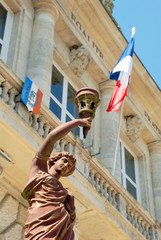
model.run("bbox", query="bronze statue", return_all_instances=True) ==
[22,118,91,240]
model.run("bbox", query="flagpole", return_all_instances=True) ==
[108,27,136,176]
[112,100,124,176]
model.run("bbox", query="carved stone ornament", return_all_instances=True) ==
[70,45,91,77]
[126,115,144,142]
[100,0,115,14]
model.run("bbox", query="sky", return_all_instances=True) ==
[112,0,161,90]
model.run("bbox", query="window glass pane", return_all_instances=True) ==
[66,115,80,136]
[126,179,137,199]
[67,83,78,117]
[0,4,7,40]
[0,43,2,54]
[51,65,63,103]
[121,173,123,185]
[125,148,136,182]
[50,98,61,120]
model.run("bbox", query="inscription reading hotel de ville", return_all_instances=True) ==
[71,12,104,59]
[144,111,161,136]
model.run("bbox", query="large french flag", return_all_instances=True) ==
[107,29,135,112]
[21,77,43,114]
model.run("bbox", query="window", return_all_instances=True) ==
[50,65,81,137]
[0,1,13,62]
[120,142,140,202]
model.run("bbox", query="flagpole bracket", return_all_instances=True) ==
[82,139,94,149]
[90,147,101,157]
[82,140,101,157]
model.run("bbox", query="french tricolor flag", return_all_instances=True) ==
[107,28,135,112]
[21,77,43,114]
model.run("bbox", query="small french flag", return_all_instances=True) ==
[21,77,43,114]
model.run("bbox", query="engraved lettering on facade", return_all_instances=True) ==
[144,111,161,136]
[71,12,104,59]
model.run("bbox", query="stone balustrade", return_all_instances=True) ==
[88,159,156,240]
[126,205,152,239]
[89,168,118,209]
[0,60,160,239]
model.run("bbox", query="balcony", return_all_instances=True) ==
[0,59,160,240]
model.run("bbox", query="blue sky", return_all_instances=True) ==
[112,0,161,90]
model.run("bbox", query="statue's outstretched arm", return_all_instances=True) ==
[28,118,91,178]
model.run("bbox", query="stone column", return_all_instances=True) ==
[27,0,59,106]
[148,141,161,222]
[99,80,121,183]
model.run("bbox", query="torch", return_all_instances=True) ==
[75,88,100,138]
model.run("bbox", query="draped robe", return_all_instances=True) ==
[22,170,75,240]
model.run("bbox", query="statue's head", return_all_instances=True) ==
[48,152,76,177]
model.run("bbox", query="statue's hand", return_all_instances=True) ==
[78,118,92,129]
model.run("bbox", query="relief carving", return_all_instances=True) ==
[126,115,143,142]
[70,45,91,77]
[100,0,115,14]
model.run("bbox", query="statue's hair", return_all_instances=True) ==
[48,152,76,177]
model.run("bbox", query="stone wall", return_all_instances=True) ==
[0,184,27,240]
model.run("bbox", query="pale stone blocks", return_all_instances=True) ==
[0,185,7,203]
[0,183,27,240]
[0,195,19,232]
[3,224,23,240]
[16,204,28,226]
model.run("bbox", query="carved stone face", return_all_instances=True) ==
[126,115,143,142]
[70,46,91,77]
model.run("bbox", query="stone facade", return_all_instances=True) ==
[0,182,27,240]
[0,0,161,239]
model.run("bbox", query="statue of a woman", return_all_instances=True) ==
[22,118,91,240]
